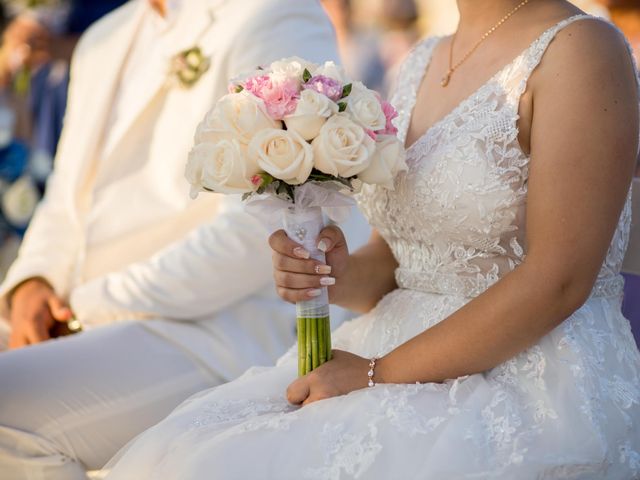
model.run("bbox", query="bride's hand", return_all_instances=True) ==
[286,350,371,406]
[269,225,350,304]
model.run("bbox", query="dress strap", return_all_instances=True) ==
[503,14,598,103]
[390,37,441,145]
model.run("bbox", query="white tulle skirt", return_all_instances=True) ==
[104,288,640,479]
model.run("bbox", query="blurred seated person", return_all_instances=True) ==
[0,1,369,478]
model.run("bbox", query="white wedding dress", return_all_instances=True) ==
[105,16,640,479]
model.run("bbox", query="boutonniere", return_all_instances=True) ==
[168,7,219,89]
[170,46,211,88]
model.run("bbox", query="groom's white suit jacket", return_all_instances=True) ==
[0,0,369,374]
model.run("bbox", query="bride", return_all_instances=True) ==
[105,0,640,478]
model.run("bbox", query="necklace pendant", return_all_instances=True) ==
[441,71,451,87]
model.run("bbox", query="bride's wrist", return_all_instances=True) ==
[371,355,391,384]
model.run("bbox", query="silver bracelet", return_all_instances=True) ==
[367,358,377,387]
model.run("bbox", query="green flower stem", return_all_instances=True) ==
[318,318,326,365]
[311,318,319,370]
[305,317,312,374]
[297,316,332,376]
[297,317,306,377]
[326,317,332,361]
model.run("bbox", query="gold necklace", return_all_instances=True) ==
[441,0,531,87]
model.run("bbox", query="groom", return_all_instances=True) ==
[0,0,368,478]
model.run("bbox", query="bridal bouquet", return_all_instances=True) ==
[186,57,406,376]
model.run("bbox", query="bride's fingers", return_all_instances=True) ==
[286,377,310,405]
[272,253,330,275]
[274,271,335,289]
[276,286,324,303]
[316,225,347,253]
[269,230,310,259]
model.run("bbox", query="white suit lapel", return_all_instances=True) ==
[101,0,222,160]
[71,1,146,208]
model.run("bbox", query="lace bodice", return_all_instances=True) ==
[360,15,632,299]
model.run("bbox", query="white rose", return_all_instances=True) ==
[194,91,281,145]
[312,113,375,178]
[284,89,339,141]
[185,144,207,198]
[2,176,40,226]
[269,57,319,82]
[249,128,313,185]
[186,139,258,196]
[358,135,407,189]
[345,81,386,132]
[313,61,348,83]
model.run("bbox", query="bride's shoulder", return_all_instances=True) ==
[536,16,635,86]
[528,16,637,104]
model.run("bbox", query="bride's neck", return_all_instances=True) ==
[456,0,535,35]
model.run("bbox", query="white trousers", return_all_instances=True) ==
[0,320,252,480]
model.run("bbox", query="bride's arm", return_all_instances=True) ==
[269,228,398,314]
[282,21,638,405]
[373,21,638,385]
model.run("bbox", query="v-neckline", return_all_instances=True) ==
[403,14,589,152]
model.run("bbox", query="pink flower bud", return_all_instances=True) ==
[251,174,263,187]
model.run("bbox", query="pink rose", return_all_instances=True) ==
[244,74,299,120]
[303,75,342,102]
[378,99,399,136]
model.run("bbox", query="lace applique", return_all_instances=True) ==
[190,397,293,430]
[303,422,381,480]
[358,15,630,300]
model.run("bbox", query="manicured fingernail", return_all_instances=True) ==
[307,289,322,298]
[317,239,330,252]
[320,277,336,286]
[315,265,331,275]
[293,247,310,259]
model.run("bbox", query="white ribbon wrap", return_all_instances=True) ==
[244,182,355,233]
[245,183,354,319]
[283,206,329,319]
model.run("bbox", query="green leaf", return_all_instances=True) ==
[307,171,354,189]
[242,192,253,201]
[234,85,244,93]
[338,101,347,112]
[302,68,312,83]
[341,83,352,98]
[258,172,275,187]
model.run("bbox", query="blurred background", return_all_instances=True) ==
[0,0,637,328]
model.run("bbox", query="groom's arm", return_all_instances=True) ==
[69,0,340,326]
[70,197,275,325]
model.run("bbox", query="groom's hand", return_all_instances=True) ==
[269,225,349,304]
[286,350,371,406]
[8,278,73,349]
